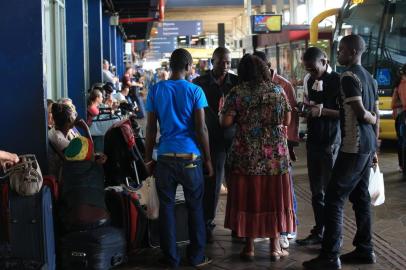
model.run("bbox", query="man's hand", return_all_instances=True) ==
[95,153,107,165]
[372,152,378,166]
[204,159,214,178]
[145,160,156,176]
[0,151,19,169]
[309,105,322,118]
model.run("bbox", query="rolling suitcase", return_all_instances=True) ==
[148,185,190,248]
[4,186,56,270]
[60,226,126,270]
[105,187,148,251]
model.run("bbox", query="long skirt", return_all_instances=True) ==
[224,173,296,238]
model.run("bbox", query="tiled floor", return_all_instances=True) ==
[119,141,406,269]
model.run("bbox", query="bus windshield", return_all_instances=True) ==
[334,0,406,95]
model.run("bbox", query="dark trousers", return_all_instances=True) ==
[322,151,373,258]
[204,150,226,231]
[155,156,206,267]
[395,113,406,168]
[306,143,339,237]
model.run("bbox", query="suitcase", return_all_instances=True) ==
[60,226,126,270]
[105,188,147,251]
[148,200,190,248]
[5,186,56,270]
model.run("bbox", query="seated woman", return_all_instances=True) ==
[87,89,103,126]
[60,136,109,232]
[48,103,91,178]
[113,85,138,115]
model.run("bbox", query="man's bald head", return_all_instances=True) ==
[340,34,365,56]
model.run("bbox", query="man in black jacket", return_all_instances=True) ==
[193,47,238,243]
[296,47,341,246]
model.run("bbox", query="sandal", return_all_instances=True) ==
[239,249,255,261]
[270,249,289,261]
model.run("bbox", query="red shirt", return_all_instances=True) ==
[122,73,132,88]
[87,104,99,126]
[271,70,299,142]
[392,79,406,118]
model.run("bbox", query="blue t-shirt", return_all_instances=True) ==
[146,79,208,156]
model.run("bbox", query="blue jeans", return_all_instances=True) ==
[281,166,298,236]
[155,156,206,267]
[322,151,373,259]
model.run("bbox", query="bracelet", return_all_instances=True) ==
[318,107,323,117]
[145,160,154,166]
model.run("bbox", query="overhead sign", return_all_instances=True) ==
[149,36,177,53]
[157,20,203,37]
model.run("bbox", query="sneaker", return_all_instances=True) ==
[303,255,341,270]
[340,249,376,264]
[296,233,322,246]
[193,256,212,268]
[279,235,289,249]
[287,232,297,240]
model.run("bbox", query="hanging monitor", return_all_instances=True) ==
[252,15,282,34]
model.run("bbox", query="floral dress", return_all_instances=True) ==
[221,81,291,176]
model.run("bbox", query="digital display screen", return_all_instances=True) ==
[375,68,391,87]
[252,15,282,34]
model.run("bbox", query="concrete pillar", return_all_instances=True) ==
[102,14,111,62]
[66,0,86,119]
[88,0,103,84]
[218,23,225,48]
[116,31,124,78]
[264,0,273,13]
[0,0,48,168]
[289,0,298,24]
[276,0,284,14]
[111,26,117,69]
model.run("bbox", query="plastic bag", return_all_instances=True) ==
[137,176,159,220]
[368,165,385,206]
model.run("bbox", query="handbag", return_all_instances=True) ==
[89,108,121,136]
[1,155,43,196]
[368,164,385,206]
[135,176,159,220]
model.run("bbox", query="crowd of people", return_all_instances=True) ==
[2,33,405,270]
[144,34,383,270]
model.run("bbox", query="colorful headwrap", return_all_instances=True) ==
[64,136,93,161]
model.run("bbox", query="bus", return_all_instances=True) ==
[331,0,406,140]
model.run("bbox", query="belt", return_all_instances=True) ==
[162,153,199,160]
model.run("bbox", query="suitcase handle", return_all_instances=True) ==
[70,252,88,268]
[111,254,124,266]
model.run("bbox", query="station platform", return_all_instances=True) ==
[119,142,406,270]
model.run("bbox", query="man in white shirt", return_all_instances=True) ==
[102,59,118,86]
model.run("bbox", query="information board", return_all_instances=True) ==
[157,20,203,37]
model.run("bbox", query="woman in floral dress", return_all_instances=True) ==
[220,54,296,261]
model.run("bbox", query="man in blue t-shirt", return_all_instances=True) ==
[304,35,379,270]
[144,48,213,268]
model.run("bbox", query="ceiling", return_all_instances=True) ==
[103,0,159,40]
